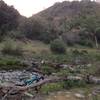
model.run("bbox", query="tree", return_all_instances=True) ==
[95,27,100,43]
[65,15,100,48]
[0,0,20,38]
[80,15,100,48]
[19,16,58,43]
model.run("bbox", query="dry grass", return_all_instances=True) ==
[22,40,50,54]
[0,40,50,54]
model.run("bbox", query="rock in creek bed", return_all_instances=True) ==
[0,71,41,84]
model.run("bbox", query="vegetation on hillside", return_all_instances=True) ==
[0,1,100,100]
[1,0,100,47]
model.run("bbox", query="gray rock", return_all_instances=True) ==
[74,93,85,98]
[0,71,39,83]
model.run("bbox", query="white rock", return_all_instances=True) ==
[75,93,85,98]
[65,95,70,97]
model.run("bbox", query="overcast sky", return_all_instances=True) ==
[3,0,100,17]
[3,0,75,17]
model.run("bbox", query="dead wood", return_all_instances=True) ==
[0,76,66,95]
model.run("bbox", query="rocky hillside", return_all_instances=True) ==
[35,1,100,20]
[33,1,100,47]
[1,0,100,47]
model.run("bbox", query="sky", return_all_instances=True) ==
[3,0,74,17]
[3,0,100,17]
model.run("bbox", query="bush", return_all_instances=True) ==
[41,82,64,94]
[79,40,93,47]
[50,39,66,54]
[1,40,23,56]
[0,58,27,70]
[63,80,86,89]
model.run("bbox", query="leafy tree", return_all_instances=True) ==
[62,15,100,47]
[79,15,100,48]
[19,16,58,43]
[0,0,20,39]
[95,27,100,43]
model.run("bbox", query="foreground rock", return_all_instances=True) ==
[0,71,41,83]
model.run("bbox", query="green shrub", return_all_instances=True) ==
[41,83,64,94]
[63,80,86,89]
[41,65,56,75]
[2,40,23,56]
[79,40,93,47]
[50,39,66,54]
[0,58,27,70]
[72,49,80,56]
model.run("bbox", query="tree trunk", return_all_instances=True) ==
[94,35,99,49]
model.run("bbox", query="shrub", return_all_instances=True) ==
[63,80,86,89]
[41,82,64,94]
[41,65,56,75]
[0,58,27,70]
[72,49,80,56]
[1,40,23,56]
[79,40,93,47]
[50,39,66,54]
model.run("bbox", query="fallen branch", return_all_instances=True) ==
[0,76,66,95]
[0,75,100,96]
